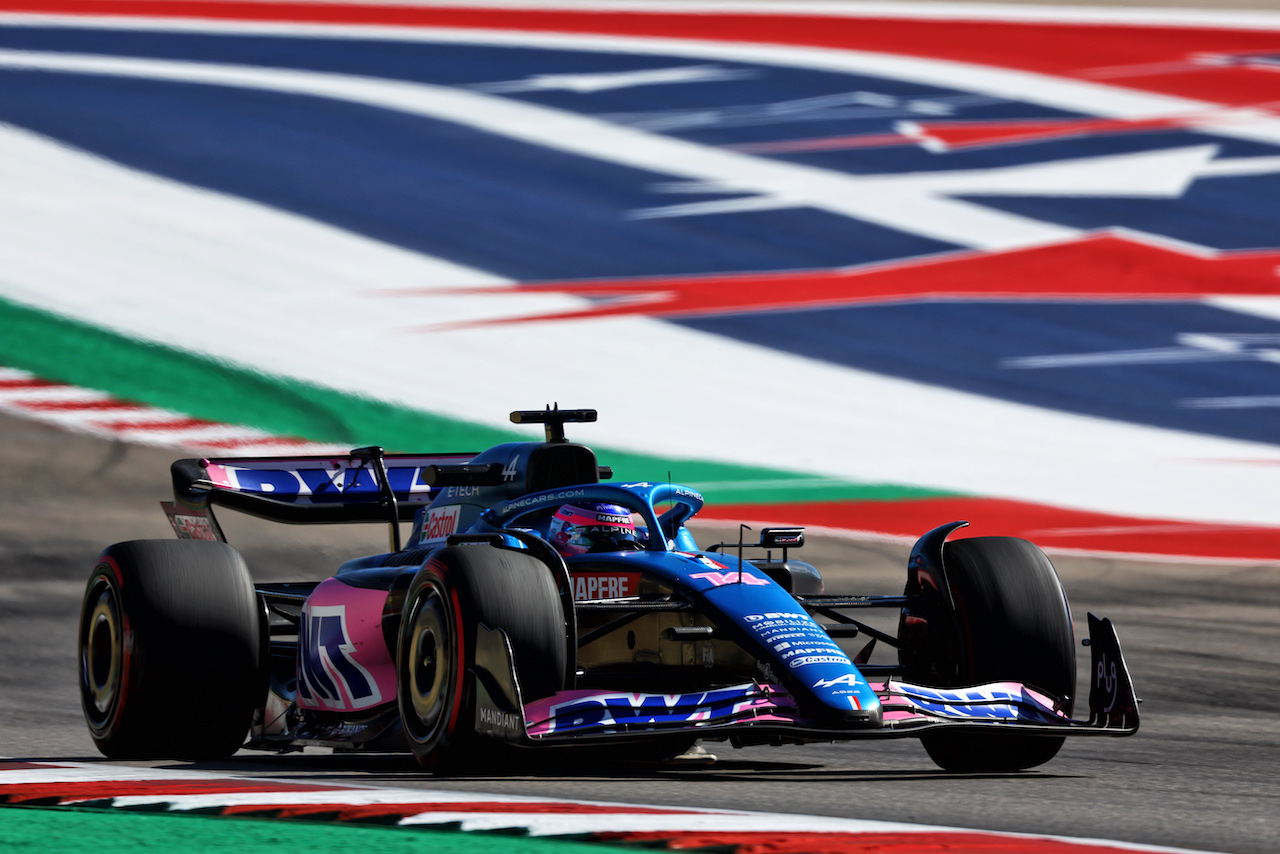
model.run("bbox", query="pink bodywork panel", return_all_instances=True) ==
[295,578,397,712]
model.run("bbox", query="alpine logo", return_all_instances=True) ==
[297,605,383,710]
[813,673,862,689]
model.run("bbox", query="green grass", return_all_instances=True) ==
[0,804,620,854]
[0,294,957,506]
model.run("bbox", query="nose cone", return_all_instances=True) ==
[808,669,883,726]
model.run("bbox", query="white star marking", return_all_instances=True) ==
[5,50,1280,252]
[472,63,752,94]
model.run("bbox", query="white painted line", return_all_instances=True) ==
[0,48,1085,251]
[4,1,1280,30]
[1182,396,1280,409]
[395,809,929,835]
[0,386,117,405]
[0,366,346,454]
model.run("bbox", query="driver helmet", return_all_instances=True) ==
[548,502,640,556]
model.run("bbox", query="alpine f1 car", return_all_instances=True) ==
[79,408,1139,772]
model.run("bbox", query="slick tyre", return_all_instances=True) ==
[79,540,266,760]
[397,545,567,771]
[916,536,1076,773]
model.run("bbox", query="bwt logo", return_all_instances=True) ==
[745,612,805,623]
[912,699,1021,720]
[219,464,428,500]
[904,685,1024,705]
[547,687,757,733]
[298,605,383,709]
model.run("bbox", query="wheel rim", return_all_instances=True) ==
[81,576,123,728]
[406,589,453,739]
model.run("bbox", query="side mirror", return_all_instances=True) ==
[760,527,804,550]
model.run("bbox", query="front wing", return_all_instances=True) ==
[473,613,1139,745]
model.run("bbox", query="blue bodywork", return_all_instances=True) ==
[473,479,879,725]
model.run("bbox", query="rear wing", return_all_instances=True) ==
[163,447,476,546]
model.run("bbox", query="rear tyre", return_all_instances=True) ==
[79,540,265,759]
[909,536,1075,772]
[397,545,567,771]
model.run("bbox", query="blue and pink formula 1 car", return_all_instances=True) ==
[79,408,1138,772]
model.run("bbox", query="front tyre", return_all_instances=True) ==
[909,536,1076,772]
[79,540,265,759]
[397,545,567,771]
[399,566,463,764]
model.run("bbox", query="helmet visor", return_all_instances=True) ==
[565,525,640,553]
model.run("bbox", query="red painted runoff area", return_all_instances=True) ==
[701,496,1280,562]
[417,234,1280,328]
[5,0,1280,109]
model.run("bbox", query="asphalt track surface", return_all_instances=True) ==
[2,410,1278,854]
